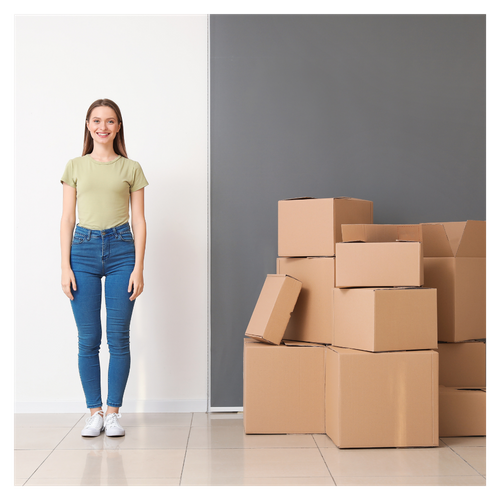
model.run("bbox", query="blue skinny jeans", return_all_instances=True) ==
[69,223,136,409]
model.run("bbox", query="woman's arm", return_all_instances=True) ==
[129,187,146,300]
[61,182,77,300]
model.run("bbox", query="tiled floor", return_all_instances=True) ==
[14,412,486,486]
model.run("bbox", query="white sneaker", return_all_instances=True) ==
[104,412,125,437]
[81,410,104,437]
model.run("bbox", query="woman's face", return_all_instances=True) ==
[86,106,121,147]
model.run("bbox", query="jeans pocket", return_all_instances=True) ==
[72,235,86,245]
[118,230,134,242]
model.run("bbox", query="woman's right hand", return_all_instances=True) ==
[61,267,77,300]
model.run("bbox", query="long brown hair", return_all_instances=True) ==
[82,98,128,158]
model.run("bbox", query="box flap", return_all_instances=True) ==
[455,220,486,257]
[342,224,422,243]
[421,221,485,257]
[282,196,370,202]
[283,341,325,347]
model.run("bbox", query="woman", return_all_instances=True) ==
[60,98,148,437]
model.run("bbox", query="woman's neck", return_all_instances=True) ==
[90,143,118,163]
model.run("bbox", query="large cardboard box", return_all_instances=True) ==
[335,242,423,288]
[421,221,486,342]
[437,341,486,387]
[439,386,486,437]
[245,274,302,345]
[243,339,325,434]
[278,197,373,257]
[325,346,439,448]
[276,257,335,344]
[333,287,437,352]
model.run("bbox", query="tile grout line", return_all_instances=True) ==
[21,414,86,486]
[178,412,195,486]
[446,445,486,478]
[312,434,337,486]
[440,437,485,477]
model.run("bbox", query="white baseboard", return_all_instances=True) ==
[15,399,209,413]
[210,407,243,412]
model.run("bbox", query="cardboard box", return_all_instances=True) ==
[439,386,486,437]
[325,346,439,448]
[278,197,373,257]
[335,242,424,288]
[437,341,486,387]
[333,287,437,352]
[276,257,335,344]
[342,223,422,243]
[245,274,302,345]
[243,339,325,434]
[420,221,486,258]
[421,221,486,342]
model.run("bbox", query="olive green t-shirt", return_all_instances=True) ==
[61,154,149,230]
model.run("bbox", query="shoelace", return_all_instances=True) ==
[105,413,122,427]
[85,410,104,426]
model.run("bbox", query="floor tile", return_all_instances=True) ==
[29,449,185,480]
[441,436,486,448]
[15,413,85,427]
[119,412,193,427]
[191,412,243,427]
[320,445,482,477]
[11,450,52,487]
[453,446,489,476]
[15,426,73,450]
[313,434,337,448]
[181,448,331,482]
[335,476,487,489]
[56,425,190,450]
[188,421,317,449]
[25,476,181,486]
[181,477,335,488]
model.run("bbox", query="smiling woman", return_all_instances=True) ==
[60,98,149,439]
[82,98,127,159]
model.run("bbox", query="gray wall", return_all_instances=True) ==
[210,14,485,407]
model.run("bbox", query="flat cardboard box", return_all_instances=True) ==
[276,257,335,344]
[243,339,325,434]
[245,274,302,345]
[325,346,439,448]
[437,341,486,387]
[342,223,422,243]
[439,386,486,437]
[335,242,423,288]
[278,197,373,257]
[333,287,437,352]
[421,221,486,342]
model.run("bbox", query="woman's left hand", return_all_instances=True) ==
[128,268,144,301]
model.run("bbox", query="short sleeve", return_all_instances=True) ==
[130,162,149,192]
[60,159,76,188]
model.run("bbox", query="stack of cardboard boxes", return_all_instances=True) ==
[421,221,486,437]
[243,197,486,446]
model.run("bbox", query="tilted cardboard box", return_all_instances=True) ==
[333,287,437,352]
[276,257,335,344]
[421,221,486,342]
[439,386,486,437]
[325,346,439,448]
[243,339,325,434]
[245,274,302,345]
[278,197,373,257]
[335,242,424,288]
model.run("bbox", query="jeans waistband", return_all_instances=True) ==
[74,222,130,239]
